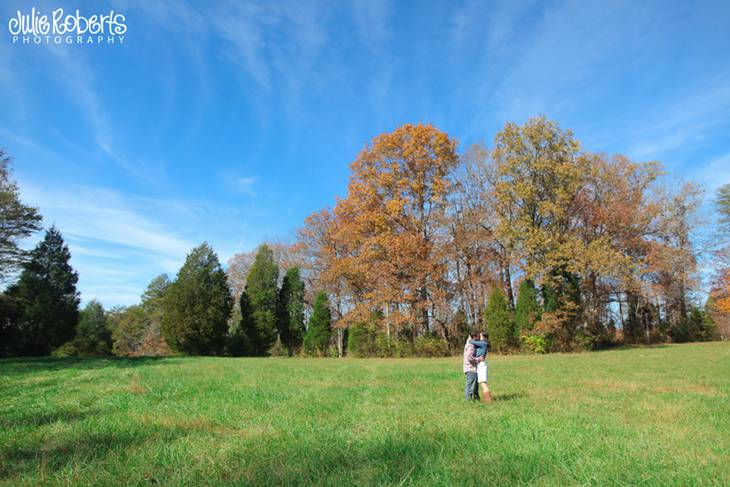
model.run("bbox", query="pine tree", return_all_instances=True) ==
[161,243,232,355]
[228,290,255,356]
[244,244,279,355]
[484,286,516,352]
[141,274,171,313]
[276,267,305,355]
[304,291,331,356]
[515,279,541,332]
[5,226,79,356]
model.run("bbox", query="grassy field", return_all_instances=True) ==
[1,342,729,486]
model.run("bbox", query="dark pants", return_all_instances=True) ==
[465,371,479,400]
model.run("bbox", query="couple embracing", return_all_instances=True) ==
[463,331,492,403]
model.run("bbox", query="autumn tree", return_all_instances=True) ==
[489,117,668,348]
[645,183,702,340]
[332,123,459,341]
[291,117,716,353]
[712,184,730,317]
[716,183,730,232]
[489,118,593,348]
[449,144,503,328]
[298,208,350,356]
[111,305,149,356]
[706,274,730,339]
[137,274,172,355]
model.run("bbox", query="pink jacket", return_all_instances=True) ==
[463,342,478,373]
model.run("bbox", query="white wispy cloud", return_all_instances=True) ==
[17,179,278,305]
[41,43,168,186]
[24,184,193,257]
[697,152,730,192]
[0,39,27,121]
[627,79,730,160]
[236,176,257,196]
[19,183,193,305]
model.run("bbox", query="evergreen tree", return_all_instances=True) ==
[304,291,331,356]
[484,286,517,352]
[141,274,171,313]
[0,293,22,357]
[244,244,279,355]
[228,290,255,356]
[276,267,305,355]
[5,226,79,356]
[542,284,559,312]
[515,279,541,332]
[71,300,112,355]
[0,150,43,280]
[161,243,232,355]
[670,305,717,343]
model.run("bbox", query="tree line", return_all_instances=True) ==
[1,117,730,358]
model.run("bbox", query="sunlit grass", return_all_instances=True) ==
[1,342,729,485]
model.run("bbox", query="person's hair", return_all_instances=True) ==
[479,331,488,340]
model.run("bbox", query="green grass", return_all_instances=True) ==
[1,342,729,486]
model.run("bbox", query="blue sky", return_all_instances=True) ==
[1,0,729,306]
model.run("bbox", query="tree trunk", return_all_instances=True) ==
[503,262,515,311]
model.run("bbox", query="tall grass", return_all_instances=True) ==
[1,342,729,485]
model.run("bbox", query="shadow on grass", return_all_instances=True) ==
[0,426,185,481]
[0,356,172,376]
[0,405,105,430]
[0,410,211,482]
[494,392,525,402]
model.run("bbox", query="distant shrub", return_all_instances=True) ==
[135,321,173,357]
[574,332,598,352]
[372,334,414,357]
[269,336,288,357]
[50,341,77,358]
[414,336,449,357]
[325,345,339,358]
[521,334,548,354]
[392,338,414,357]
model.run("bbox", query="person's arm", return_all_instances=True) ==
[469,340,487,347]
